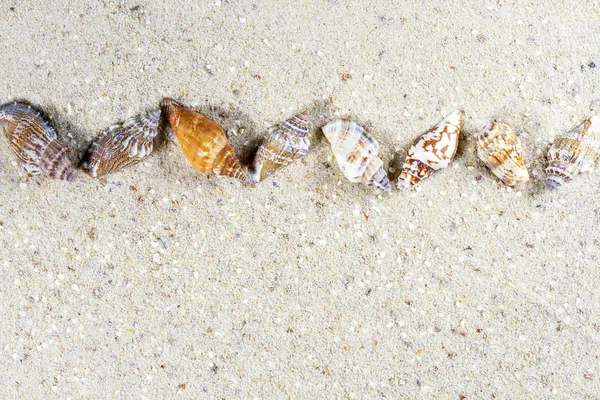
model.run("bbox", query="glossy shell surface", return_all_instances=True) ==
[397,110,462,189]
[322,119,391,191]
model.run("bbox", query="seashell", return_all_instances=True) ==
[160,98,250,185]
[396,110,462,190]
[248,111,311,184]
[80,110,161,178]
[546,116,600,190]
[476,122,529,186]
[0,101,75,181]
[321,119,391,191]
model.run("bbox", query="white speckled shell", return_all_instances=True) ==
[322,119,390,192]
[248,111,310,184]
[546,116,600,190]
[476,122,529,186]
[81,110,161,178]
[0,101,75,181]
[397,110,462,190]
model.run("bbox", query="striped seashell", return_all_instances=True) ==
[397,110,462,190]
[476,122,529,186]
[322,119,391,192]
[248,111,311,184]
[0,101,75,181]
[546,116,600,190]
[160,98,250,185]
[80,110,161,178]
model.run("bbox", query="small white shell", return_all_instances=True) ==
[322,119,390,191]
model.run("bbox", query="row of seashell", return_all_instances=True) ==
[1,99,599,191]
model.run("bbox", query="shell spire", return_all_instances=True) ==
[248,111,311,184]
[476,122,529,186]
[160,98,250,185]
[397,110,462,190]
[322,119,391,192]
[80,110,162,178]
[0,101,75,182]
[545,116,600,190]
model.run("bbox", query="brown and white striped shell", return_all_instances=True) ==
[321,119,391,191]
[0,101,75,181]
[476,122,529,186]
[160,98,250,185]
[248,111,310,184]
[546,116,600,190]
[396,110,462,190]
[80,110,161,178]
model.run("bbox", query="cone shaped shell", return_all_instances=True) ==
[0,101,75,181]
[160,98,250,185]
[545,116,600,190]
[81,110,161,178]
[322,119,391,192]
[397,110,462,190]
[476,122,529,186]
[248,111,310,184]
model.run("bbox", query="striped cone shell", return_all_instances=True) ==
[160,98,250,185]
[397,110,462,189]
[322,119,391,192]
[81,110,161,178]
[476,122,529,186]
[546,116,600,190]
[0,101,75,181]
[248,111,310,184]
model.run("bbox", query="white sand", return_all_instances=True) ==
[1,0,600,398]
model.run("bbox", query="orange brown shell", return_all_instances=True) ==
[0,101,75,181]
[160,98,250,184]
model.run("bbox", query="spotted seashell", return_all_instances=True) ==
[0,101,75,181]
[80,110,161,178]
[321,119,391,192]
[160,98,250,185]
[396,110,462,190]
[248,111,311,184]
[546,116,600,190]
[476,122,529,186]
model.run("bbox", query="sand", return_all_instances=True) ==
[1,0,599,398]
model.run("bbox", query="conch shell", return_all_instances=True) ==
[321,119,391,191]
[81,110,162,178]
[0,101,75,181]
[397,110,462,189]
[546,116,600,190]
[160,98,250,184]
[476,122,529,186]
[248,111,310,184]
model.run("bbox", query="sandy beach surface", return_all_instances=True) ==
[1,1,600,398]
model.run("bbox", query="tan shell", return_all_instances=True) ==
[80,110,161,178]
[476,122,529,186]
[546,116,600,190]
[397,110,462,189]
[248,111,310,184]
[321,119,390,191]
[0,101,75,181]
[160,98,250,185]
